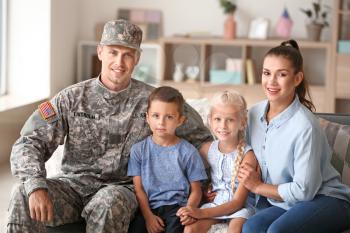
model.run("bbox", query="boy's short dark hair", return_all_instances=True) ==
[147,86,185,115]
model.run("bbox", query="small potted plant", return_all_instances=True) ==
[300,0,330,41]
[219,0,237,39]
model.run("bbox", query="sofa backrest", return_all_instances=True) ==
[316,113,350,125]
[316,113,350,187]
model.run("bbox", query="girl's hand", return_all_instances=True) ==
[237,162,263,193]
[176,206,203,219]
[145,214,165,233]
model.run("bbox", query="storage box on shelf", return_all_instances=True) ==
[160,37,333,112]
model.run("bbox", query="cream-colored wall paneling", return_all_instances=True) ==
[336,54,350,99]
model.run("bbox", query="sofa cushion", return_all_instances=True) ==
[318,118,350,187]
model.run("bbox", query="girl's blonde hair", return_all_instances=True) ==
[209,90,248,193]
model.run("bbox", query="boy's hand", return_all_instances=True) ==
[203,184,216,202]
[145,214,165,233]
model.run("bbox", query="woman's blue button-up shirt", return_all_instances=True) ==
[247,97,350,210]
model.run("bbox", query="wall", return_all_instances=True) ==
[0,102,40,165]
[50,0,80,94]
[0,0,335,164]
[76,0,333,41]
[0,0,80,164]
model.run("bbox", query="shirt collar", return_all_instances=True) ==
[94,76,132,100]
[259,96,301,128]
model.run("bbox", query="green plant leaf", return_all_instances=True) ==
[219,0,236,14]
[300,8,312,18]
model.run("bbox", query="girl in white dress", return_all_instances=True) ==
[177,90,257,233]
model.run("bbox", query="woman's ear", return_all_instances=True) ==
[294,71,304,87]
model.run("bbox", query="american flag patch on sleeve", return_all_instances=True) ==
[38,101,57,121]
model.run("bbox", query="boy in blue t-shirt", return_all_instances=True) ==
[127,86,207,233]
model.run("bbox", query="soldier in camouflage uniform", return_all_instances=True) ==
[7,19,212,233]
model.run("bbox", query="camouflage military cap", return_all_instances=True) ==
[100,19,143,52]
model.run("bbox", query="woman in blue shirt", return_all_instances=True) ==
[238,39,350,233]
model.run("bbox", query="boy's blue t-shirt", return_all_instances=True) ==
[127,136,207,209]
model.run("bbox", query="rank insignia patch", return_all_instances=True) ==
[38,101,56,121]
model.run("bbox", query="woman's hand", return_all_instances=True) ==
[237,162,263,193]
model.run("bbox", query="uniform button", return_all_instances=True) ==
[262,145,265,150]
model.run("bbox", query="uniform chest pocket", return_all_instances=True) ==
[68,113,108,151]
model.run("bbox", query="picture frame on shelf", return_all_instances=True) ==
[248,18,269,39]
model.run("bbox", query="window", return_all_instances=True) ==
[0,0,7,95]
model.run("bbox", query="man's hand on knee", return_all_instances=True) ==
[28,189,54,223]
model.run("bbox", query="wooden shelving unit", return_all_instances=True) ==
[75,1,349,113]
[333,0,350,113]
[159,37,333,112]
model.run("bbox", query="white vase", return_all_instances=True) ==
[173,63,184,82]
[185,66,200,82]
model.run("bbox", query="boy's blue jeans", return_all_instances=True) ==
[243,195,350,233]
[128,204,183,233]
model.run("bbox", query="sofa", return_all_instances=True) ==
[45,111,350,233]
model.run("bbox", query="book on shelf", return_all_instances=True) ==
[246,59,257,85]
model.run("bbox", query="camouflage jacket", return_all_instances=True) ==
[10,78,212,197]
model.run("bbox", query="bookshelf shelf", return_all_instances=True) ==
[160,37,333,112]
